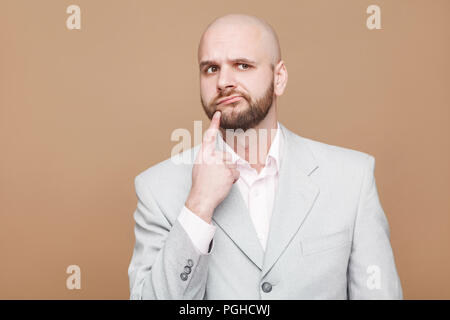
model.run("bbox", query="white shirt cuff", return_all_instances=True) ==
[177,205,216,255]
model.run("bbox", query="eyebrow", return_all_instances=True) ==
[199,58,257,70]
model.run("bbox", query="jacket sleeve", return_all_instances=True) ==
[128,175,214,300]
[347,155,403,299]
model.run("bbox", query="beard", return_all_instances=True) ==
[201,80,274,131]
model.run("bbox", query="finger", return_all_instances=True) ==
[208,110,221,131]
[226,162,237,170]
[215,150,233,164]
[202,111,221,154]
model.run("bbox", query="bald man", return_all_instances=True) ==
[128,14,402,300]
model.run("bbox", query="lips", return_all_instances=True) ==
[217,95,243,105]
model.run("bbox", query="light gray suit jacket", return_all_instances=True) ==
[128,123,403,299]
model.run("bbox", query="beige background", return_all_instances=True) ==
[1,0,449,299]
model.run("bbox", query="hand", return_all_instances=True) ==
[185,111,240,224]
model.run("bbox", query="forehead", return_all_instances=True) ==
[198,24,266,64]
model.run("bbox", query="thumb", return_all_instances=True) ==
[202,111,221,153]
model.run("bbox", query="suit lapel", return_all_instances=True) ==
[212,184,265,270]
[211,135,265,270]
[261,124,320,279]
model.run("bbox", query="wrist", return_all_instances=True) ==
[185,195,214,223]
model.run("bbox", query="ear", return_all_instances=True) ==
[274,60,288,96]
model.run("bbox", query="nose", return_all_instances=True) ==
[217,65,236,93]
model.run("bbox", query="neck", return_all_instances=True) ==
[220,106,278,172]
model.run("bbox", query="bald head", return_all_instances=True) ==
[198,14,281,68]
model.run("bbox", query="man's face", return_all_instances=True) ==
[198,24,275,131]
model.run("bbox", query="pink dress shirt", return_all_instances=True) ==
[177,122,284,254]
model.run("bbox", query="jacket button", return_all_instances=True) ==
[187,259,194,267]
[184,266,191,274]
[261,282,272,293]
[180,273,188,281]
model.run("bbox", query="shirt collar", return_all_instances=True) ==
[216,122,283,173]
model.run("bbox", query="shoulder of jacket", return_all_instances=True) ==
[283,126,374,171]
[135,144,200,187]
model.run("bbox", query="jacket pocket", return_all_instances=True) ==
[301,229,351,256]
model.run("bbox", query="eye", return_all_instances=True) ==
[237,63,250,70]
[206,66,218,74]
